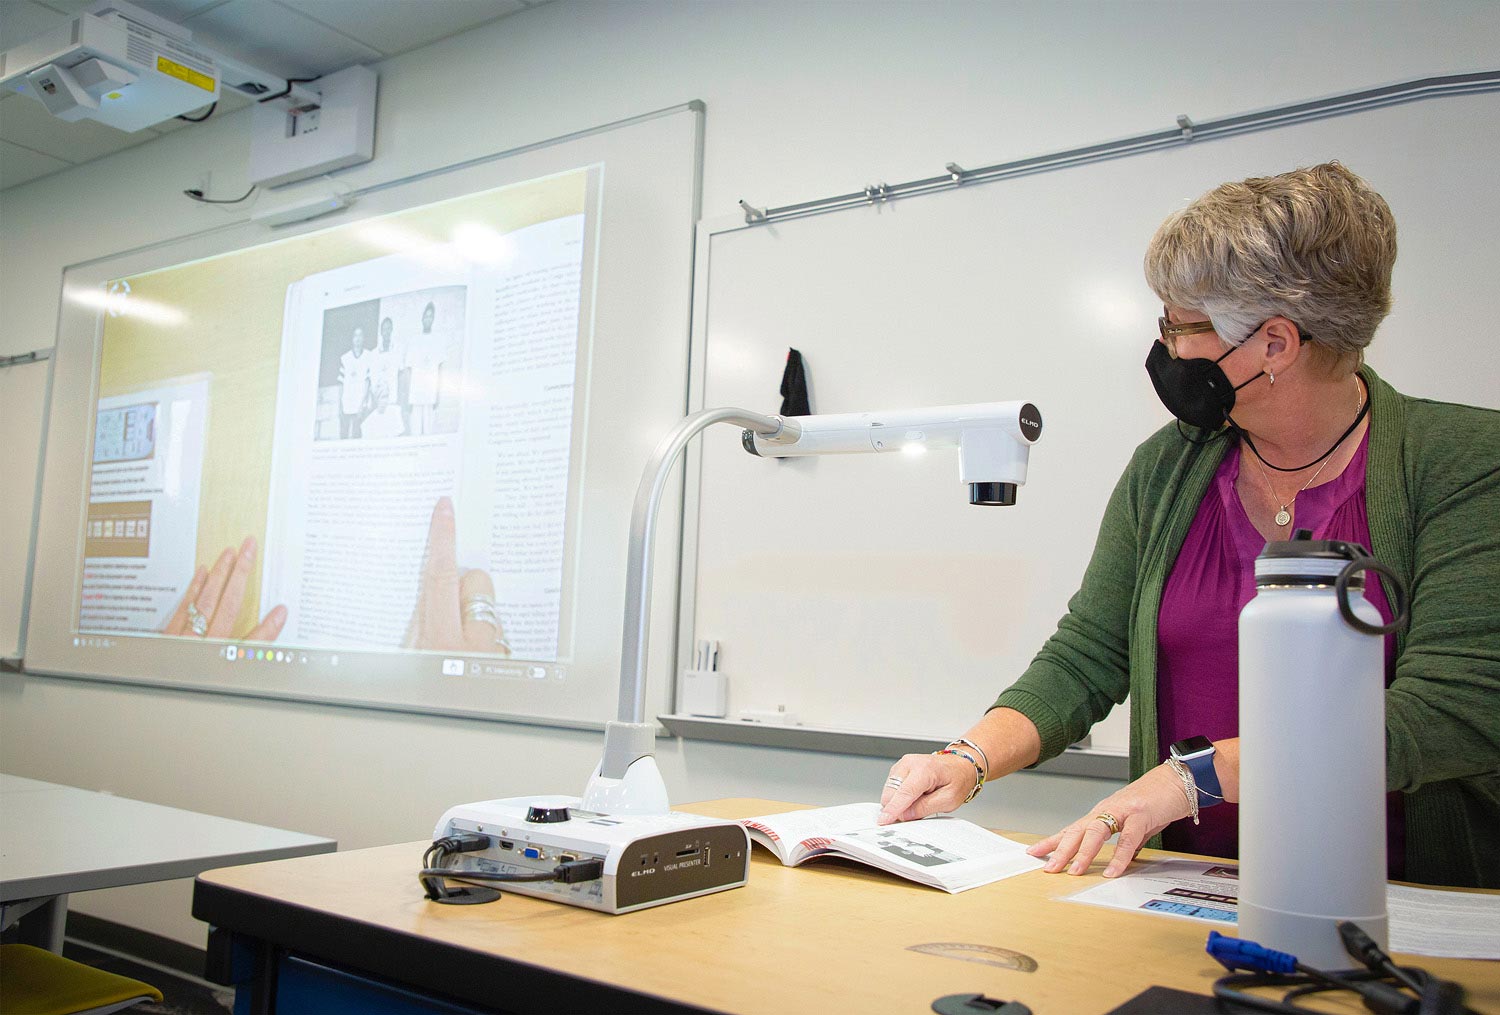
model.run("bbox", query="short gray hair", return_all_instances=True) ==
[1144,162,1397,364]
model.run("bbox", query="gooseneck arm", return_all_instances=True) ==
[618,407,793,724]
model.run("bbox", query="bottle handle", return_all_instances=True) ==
[1335,557,1409,636]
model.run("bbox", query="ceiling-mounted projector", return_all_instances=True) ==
[0,0,319,133]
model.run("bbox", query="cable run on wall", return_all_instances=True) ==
[0,349,52,371]
[736,70,1500,225]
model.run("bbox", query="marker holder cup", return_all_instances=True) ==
[680,669,727,717]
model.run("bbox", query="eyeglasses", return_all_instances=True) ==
[1157,308,1218,359]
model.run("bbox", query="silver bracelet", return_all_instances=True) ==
[949,737,991,775]
[1165,756,1201,826]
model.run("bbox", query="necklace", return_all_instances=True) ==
[1246,377,1365,529]
[1239,373,1371,472]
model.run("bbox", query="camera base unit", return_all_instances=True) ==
[431,796,750,914]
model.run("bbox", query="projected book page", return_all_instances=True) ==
[75,168,595,671]
[260,216,585,658]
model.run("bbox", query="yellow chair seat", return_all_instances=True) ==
[0,943,163,1015]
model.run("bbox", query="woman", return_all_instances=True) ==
[877,163,1500,889]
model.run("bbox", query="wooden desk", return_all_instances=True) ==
[0,774,336,952]
[192,799,1500,1015]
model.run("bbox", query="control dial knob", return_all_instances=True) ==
[525,803,571,823]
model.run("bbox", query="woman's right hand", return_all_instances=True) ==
[877,752,980,825]
[403,497,510,653]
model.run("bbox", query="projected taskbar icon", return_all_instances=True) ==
[223,645,312,665]
[442,657,561,681]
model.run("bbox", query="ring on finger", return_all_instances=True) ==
[1093,812,1121,836]
[186,602,208,637]
[461,593,497,620]
[461,594,499,630]
[884,776,904,789]
[461,595,510,652]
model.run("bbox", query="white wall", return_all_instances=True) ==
[2,0,1497,947]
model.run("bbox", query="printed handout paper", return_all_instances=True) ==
[1065,858,1500,959]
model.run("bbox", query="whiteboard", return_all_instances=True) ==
[22,104,703,731]
[0,357,50,661]
[679,91,1500,756]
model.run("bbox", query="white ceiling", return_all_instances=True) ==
[0,0,542,190]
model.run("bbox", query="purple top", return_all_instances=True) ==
[1155,431,1404,877]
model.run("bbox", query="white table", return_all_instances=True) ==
[0,774,336,951]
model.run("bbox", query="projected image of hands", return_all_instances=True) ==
[404,497,512,654]
[164,537,288,641]
[158,502,509,652]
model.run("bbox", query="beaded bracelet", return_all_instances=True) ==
[949,737,991,774]
[934,743,986,804]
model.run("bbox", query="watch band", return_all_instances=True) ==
[1170,739,1224,810]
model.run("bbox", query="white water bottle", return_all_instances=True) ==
[1237,532,1408,969]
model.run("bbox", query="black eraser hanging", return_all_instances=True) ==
[779,348,810,417]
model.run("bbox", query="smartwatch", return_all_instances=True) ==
[1169,736,1224,809]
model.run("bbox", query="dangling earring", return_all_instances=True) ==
[1268,370,1275,386]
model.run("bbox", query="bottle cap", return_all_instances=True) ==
[1257,528,1369,562]
[1255,530,1369,586]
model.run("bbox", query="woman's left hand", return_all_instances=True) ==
[164,536,286,641]
[1026,764,1192,878]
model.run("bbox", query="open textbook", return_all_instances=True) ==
[258,214,586,657]
[742,803,1043,893]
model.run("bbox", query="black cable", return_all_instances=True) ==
[1207,924,1473,1015]
[417,836,603,902]
[420,835,494,900]
[419,868,561,883]
[1340,920,1427,994]
[175,101,217,123]
[257,76,319,104]
[1214,965,1473,1015]
[183,185,257,205]
[420,860,604,886]
[418,863,577,901]
[420,843,452,900]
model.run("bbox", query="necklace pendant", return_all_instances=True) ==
[1275,508,1292,527]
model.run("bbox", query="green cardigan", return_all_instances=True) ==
[994,366,1500,888]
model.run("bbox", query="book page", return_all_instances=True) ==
[79,376,210,636]
[260,257,469,650]
[741,803,1044,892]
[832,817,1044,892]
[455,214,586,658]
[742,803,887,862]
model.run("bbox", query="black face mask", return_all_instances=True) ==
[1144,339,1264,431]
